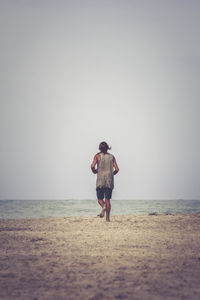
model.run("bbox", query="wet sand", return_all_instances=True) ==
[0,213,200,300]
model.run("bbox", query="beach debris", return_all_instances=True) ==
[30,238,45,242]
[148,212,159,216]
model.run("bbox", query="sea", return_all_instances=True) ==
[0,199,200,219]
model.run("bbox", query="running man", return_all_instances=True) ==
[91,141,119,222]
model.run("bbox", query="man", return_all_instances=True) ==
[91,141,119,222]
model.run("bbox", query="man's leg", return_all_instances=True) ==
[105,188,112,222]
[98,199,105,208]
[98,199,106,217]
[96,188,106,217]
[105,198,111,222]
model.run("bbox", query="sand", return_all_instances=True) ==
[0,213,200,300]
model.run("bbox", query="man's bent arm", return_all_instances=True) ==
[91,155,98,174]
[113,157,119,175]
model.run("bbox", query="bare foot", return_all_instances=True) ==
[98,206,106,218]
[106,217,110,222]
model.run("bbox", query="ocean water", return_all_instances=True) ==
[0,199,200,219]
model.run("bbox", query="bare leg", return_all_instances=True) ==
[105,198,111,222]
[98,199,105,208]
[98,199,106,217]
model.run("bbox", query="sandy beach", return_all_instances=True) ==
[0,213,200,300]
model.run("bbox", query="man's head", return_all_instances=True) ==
[99,141,111,153]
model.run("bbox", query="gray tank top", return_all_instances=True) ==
[96,153,114,189]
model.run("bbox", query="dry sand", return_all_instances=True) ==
[0,213,200,300]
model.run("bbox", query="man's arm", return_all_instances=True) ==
[113,157,119,175]
[91,154,98,174]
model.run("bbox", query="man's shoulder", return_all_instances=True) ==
[108,152,114,157]
[94,152,101,159]
[95,152,114,158]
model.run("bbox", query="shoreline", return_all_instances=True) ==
[1,199,200,220]
[1,213,200,299]
[0,211,200,221]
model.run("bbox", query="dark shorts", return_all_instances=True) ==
[96,187,113,200]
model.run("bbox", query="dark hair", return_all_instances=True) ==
[99,141,111,153]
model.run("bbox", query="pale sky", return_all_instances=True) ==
[0,0,200,200]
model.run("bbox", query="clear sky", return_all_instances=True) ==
[0,0,200,200]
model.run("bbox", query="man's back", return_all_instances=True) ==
[96,152,114,189]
